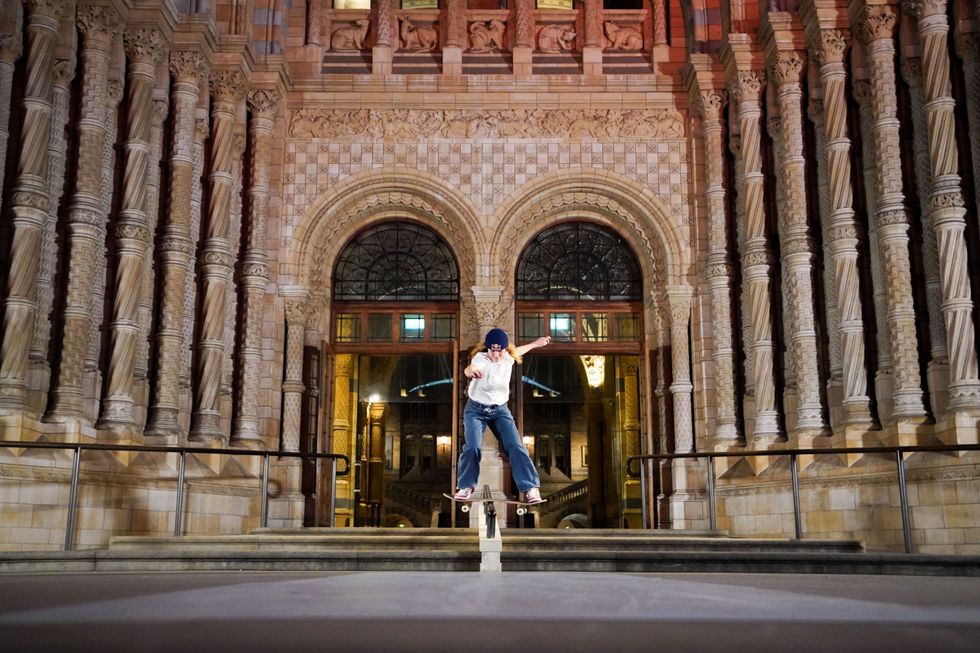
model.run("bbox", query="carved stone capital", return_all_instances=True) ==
[851,79,872,106]
[116,222,151,242]
[248,87,282,118]
[903,0,947,19]
[809,28,848,66]
[729,132,741,156]
[210,69,247,104]
[855,4,897,44]
[285,299,309,326]
[106,79,124,106]
[955,31,980,63]
[169,50,209,84]
[153,99,169,124]
[769,50,805,86]
[159,236,194,256]
[828,224,859,242]
[807,98,824,123]
[76,4,123,44]
[26,0,66,19]
[0,32,22,62]
[125,26,169,66]
[930,190,965,211]
[901,56,922,85]
[695,89,726,121]
[728,70,765,104]
[52,59,75,87]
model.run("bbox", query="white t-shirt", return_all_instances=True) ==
[466,351,514,406]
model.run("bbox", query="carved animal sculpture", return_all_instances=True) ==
[603,22,642,51]
[331,19,370,51]
[400,17,438,51]
[537,25,576,53]
[468,19,506,53]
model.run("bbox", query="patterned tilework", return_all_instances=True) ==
[281,136,690,249]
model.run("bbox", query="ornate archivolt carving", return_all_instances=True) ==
[603,22,642,51]
[289,107,684,140]
[468,20,506,53]
[399,17,438,51]
[537,24,577,53]
[331,19,369,51]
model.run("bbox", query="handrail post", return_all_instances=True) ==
[260,453,270,528]
[640,459,648,529]
[64,446,81,551]
[173,451,186,537]
[328,457,337,527]
[895,450,913,554]
[790,453,802,540]
[706,456,717,531]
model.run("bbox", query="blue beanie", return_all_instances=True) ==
[484,328,509,349]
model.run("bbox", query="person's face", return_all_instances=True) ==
[487,344,504,362]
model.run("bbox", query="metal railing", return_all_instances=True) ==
[627,443,980,554]
[0,440,350,551]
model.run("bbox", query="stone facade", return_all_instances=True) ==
[0,0,979,552]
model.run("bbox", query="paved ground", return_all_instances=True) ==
[1,571,979,652]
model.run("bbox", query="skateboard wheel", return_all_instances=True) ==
[517,507,527,515]
[461,504,470,513]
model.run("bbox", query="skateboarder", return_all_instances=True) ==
[454,328,551,504]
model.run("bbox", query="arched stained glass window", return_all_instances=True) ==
[516,222,642,301]
[334,222,460,301]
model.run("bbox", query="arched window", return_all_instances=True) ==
[516,222,641,301]
[334,221,459,302]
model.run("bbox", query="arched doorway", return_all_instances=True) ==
[326,220,461,527]
[515,221,645,528]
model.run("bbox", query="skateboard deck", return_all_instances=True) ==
[443,492,546,515]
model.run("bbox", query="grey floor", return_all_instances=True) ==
[1,571,979,652]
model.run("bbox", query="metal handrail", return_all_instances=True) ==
[0,440,350,551]
[626,443,980,554]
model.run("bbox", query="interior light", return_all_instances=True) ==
[580,355,605,388]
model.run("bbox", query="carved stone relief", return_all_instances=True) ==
[331,19,369,51]
[468,20,506,53]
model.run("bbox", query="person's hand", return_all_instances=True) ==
[465,366,484,379]
[536,336,552,348]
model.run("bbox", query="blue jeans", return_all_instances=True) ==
[456,399,540,493]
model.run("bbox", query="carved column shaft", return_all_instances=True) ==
[653,0,667,46]
[282,299,308,453]
[730,70,780,437]
[955,31,980,274]
[909,0,980,407]
[668,290,694,453]
[233,89,281,443]
[0,2,60,409]
[47,5,122,421]
[191,70,246,440]
[770,50,825,429]
[99,28,168,428]
[444,0,463,49]
[146,51,208,438]
[375,0,393,48]
[696,89,739,443]
[812,30,872,423]
[514,0,534,49]
[134,97,169,423]
[902,54,950,381]
[0,13,23,220]
[29,54,74,407]
[584,0,603,49]
[857,5,926,417]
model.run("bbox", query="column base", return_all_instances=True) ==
[372,46,392,75]
[145,408,181,439]
[189,411,223,442]
[95,397,136,432]
[947,381,980,410]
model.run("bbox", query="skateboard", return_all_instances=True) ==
[443,493,546,515]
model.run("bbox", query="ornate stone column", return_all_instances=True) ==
[190,69,247,441]
[728,68,781,439]
[281,294,309,453]
[955,29,980,250]
[853,77,895,419]
[693,87,740,445]
[232,87,282,444]
[809,27,873,425]
[133,97,170,426]
[98,27,169,430]
[854,4,926,418]
[372,0,393,75]
[46,3,123,422]
[145,50,209,438]
[28,52,74,413]
[905,0,980,409]
[668,288,695,452]
[513,0,534,77]
[331,353,355,526]
[901,53,950,414]
[442,0,463,76]
[583,0,603,77]
[0,8,23,220]
[0,0,62,411]
[768,49,825,431]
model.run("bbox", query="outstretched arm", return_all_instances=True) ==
[514,336,551,357]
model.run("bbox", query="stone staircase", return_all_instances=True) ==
[2,528,978,575]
